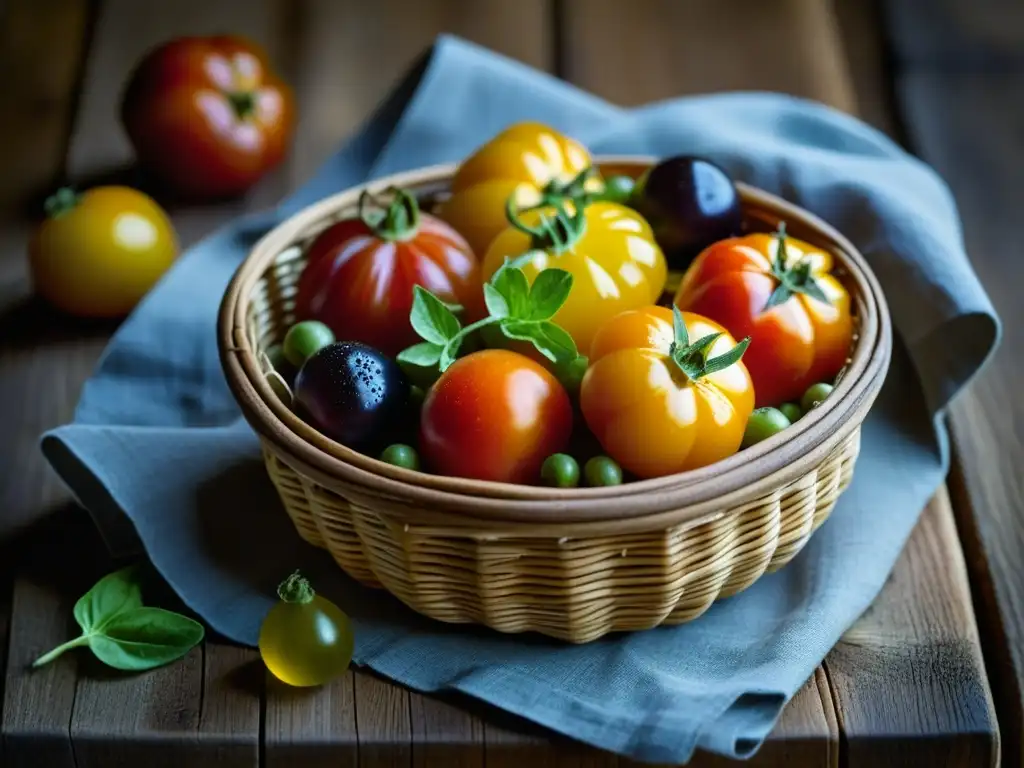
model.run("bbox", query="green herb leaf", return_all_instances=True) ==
[410,285,460,345]
[396,341,443,368]
[490,261,531,318]
[483,283,510,318]
[88,607,205,671]
[501,319,579,364]
[700,337,751,376]
[73,565,143,633]
[527,268,573,320]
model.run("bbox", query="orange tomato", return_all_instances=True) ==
[28,186,178,318]
[580,306,755,479]
[673,226,853,407]
[419,349,573,484]
[437,121,601,257]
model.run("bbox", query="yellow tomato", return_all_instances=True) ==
[28,186,178,318]
[580,306,755,479]
[438,121,602,257]
[481,201,668,356]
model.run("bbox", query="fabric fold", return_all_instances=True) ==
[38,34,999,765]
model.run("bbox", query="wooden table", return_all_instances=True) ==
[0,1,1015,765]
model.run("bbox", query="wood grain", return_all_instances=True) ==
[263,671,358,767]
[409,691,484,768]
[878,1,1024,764]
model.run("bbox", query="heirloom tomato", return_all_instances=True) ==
[121,35,295,200]
[438,121,602,257]
[419,349,573,484]
[28,186,178,318]
[580,306,754,479]
[294,187,482,356]
[673,224,853,407]
[481,201,668,356]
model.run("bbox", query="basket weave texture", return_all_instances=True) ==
[219,158,891,644]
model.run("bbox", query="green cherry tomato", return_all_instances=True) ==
[584,455,623,487]
[380,443,420,470]
[283,320,336,368]
[258,571,354,687]
[741,407,792,449]
[541,453,581,488]
[599,175,636,205]
[800,382,834,413]
[779,402,803,424]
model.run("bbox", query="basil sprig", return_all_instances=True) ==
[32,565,204,672]
[397,260,585,386]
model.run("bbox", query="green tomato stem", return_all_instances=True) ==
[43,187,80,219]
[359,186,420,242]
[227,90,257,120]
[31,634,90,668]
[277,571,315,604]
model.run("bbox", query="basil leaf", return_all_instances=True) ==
[74,565,143,633]
[483,283,510,318]
[396,342,442,368]
[410,286,460,345]
[491,264,531,319]
[528,269,573,320]
[501,320,578,364]
[88,607,205,671]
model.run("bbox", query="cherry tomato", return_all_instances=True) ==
[121,35,296,200]
[801,382,834,413]
[779,402,803,423]
[540,453,580,488]
[28,186,178,318]
[741,407,792,449]
[379,443,420,470]
[580,306,755,479]
[294,187,482,357]
[438,122,602,257]
[419,349,573,484]
[283,320,335,367]
[481,201,668,356]
[673,224,853,407]
[584,456,623,487]
[259,571,353,687]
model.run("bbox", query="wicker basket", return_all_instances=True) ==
[218,157,892,644]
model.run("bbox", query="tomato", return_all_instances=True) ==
[481,201,668,356]
[438,122,602,257]
[673,225,854,407]
[741,407,792,449]
[121,35,295,200]
[294,187,482,357]
[540,453,580,488]
[419,349,573,484]
[282,320,335,367]
[259,571,353,687]
[580,306,754,479]
[28,186,178,318]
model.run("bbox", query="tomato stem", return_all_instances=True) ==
[540,166,597,207]
[43,187,80,219]
[277,570,315,604]
[359,186,420,241]
[669,306,751,382]
[763,221,832,311]
[504,197,586,254]
[227,90,257,120]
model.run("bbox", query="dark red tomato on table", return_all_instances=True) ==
[419,349,573,484]
[120,35,296,200]
[294,187,483,357]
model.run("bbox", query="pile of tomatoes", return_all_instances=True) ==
[270,121,855,488]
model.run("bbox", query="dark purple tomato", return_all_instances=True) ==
[629,155,743,270]
[293,342,412,452]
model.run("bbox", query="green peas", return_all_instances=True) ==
[779,402,803,424]
[283,321,335,368]
[741,407,792,448]
[800,382,834,413]
[540,453,581,488]
[584,455,623,487]
[379,443,419,471]
[598,175,635,205]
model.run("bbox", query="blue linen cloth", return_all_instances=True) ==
[40,35,999,764]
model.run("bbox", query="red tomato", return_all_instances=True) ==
[673,227,853,407]
[294,187,483,357]
[419,349,573,484]
[121,35,296,200]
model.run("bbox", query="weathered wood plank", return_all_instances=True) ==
[878,2,1024,764]
[263,671,358,767]
[409,691,484,768]
[353,671,413,767]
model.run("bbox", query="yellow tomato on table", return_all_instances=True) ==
[28,186,178,318]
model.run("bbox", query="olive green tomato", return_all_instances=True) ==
[258,572,353,687]
[584,455,623,487]
[800,382,834,413]
[379,443,419,470]
[779,402,803,424]
[283,320,335,368]
[598,175,636,205]
[741,407,792,449]
[540,453,580,488]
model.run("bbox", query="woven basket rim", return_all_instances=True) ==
[218,156,892,527]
